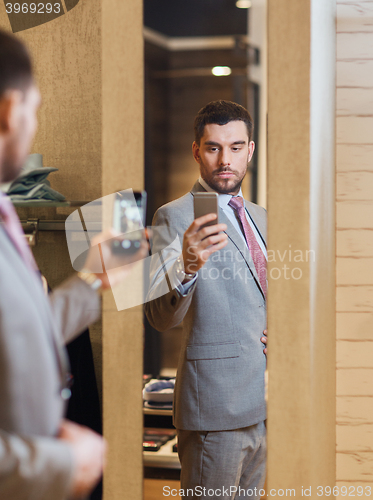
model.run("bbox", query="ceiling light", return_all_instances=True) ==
[236,0,252,8]
[211,66,232,77]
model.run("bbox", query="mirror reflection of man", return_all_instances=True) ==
[146,101,267,499]
[0,30,147,499]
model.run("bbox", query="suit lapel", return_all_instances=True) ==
[191,180,206,194]
[218,208,264,297]
[245,201,267,248]
[0,227,69,386]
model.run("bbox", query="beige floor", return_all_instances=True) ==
[144,479,181,500]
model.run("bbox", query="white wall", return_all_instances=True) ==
[336,0,373,490]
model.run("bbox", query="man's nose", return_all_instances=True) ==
[219,148,231,166]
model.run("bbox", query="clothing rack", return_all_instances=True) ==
[15,200,100,245]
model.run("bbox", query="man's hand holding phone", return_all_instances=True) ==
[79,190,149,291]
[182,213,228,278]
[82,229,149,290]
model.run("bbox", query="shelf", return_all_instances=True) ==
[143,405,177,470]
[19,220,102,232]
[143,436,180,469]
[12,200,92,208]
[143,407,173,416]
[14,200,101,234]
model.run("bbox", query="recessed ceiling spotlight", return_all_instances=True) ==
[212,66,232,77]
[236,0,252,8]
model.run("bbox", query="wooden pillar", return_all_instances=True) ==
[0,1,144,497]
[102,1,144,499]
[267,0,336,496]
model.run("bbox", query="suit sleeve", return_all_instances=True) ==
[49,275,101,344]
[0,430,73,500]
[144,206,196,332]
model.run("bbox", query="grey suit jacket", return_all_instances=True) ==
[0,226,100,500]
[145,181,267,432]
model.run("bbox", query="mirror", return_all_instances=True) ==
[142,1,268,498]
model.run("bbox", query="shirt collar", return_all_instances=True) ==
[198,176,244,210]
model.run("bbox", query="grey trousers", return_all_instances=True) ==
[177,421,266,500]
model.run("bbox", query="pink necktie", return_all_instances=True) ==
[0,195,37,271]
[228,196,267,297]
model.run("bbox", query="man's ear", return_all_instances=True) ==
[248,141,255,163]
[192,141,201,164]
[0,91,22,134]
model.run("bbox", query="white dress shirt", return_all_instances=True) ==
[198,177,267,258]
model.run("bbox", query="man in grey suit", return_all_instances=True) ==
[146,100,267,499]
[0,30,147,499]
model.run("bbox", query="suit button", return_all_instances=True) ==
[171,295,177,306]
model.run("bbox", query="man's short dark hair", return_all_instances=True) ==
[194,100,254,145]
[0,30,33,98]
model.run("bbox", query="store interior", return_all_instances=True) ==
[4,0,372,498]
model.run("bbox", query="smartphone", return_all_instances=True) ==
[193,192,219,231]
[112,190,147,254]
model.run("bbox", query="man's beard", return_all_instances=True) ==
[201,166,247,195]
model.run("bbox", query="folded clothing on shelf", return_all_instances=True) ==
[143,378,175,405]
[143,427,176,452]
[0,153,65,202]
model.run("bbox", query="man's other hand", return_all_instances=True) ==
[182,213,228,275]
[58,419,107,499]
[261,329,267,355]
